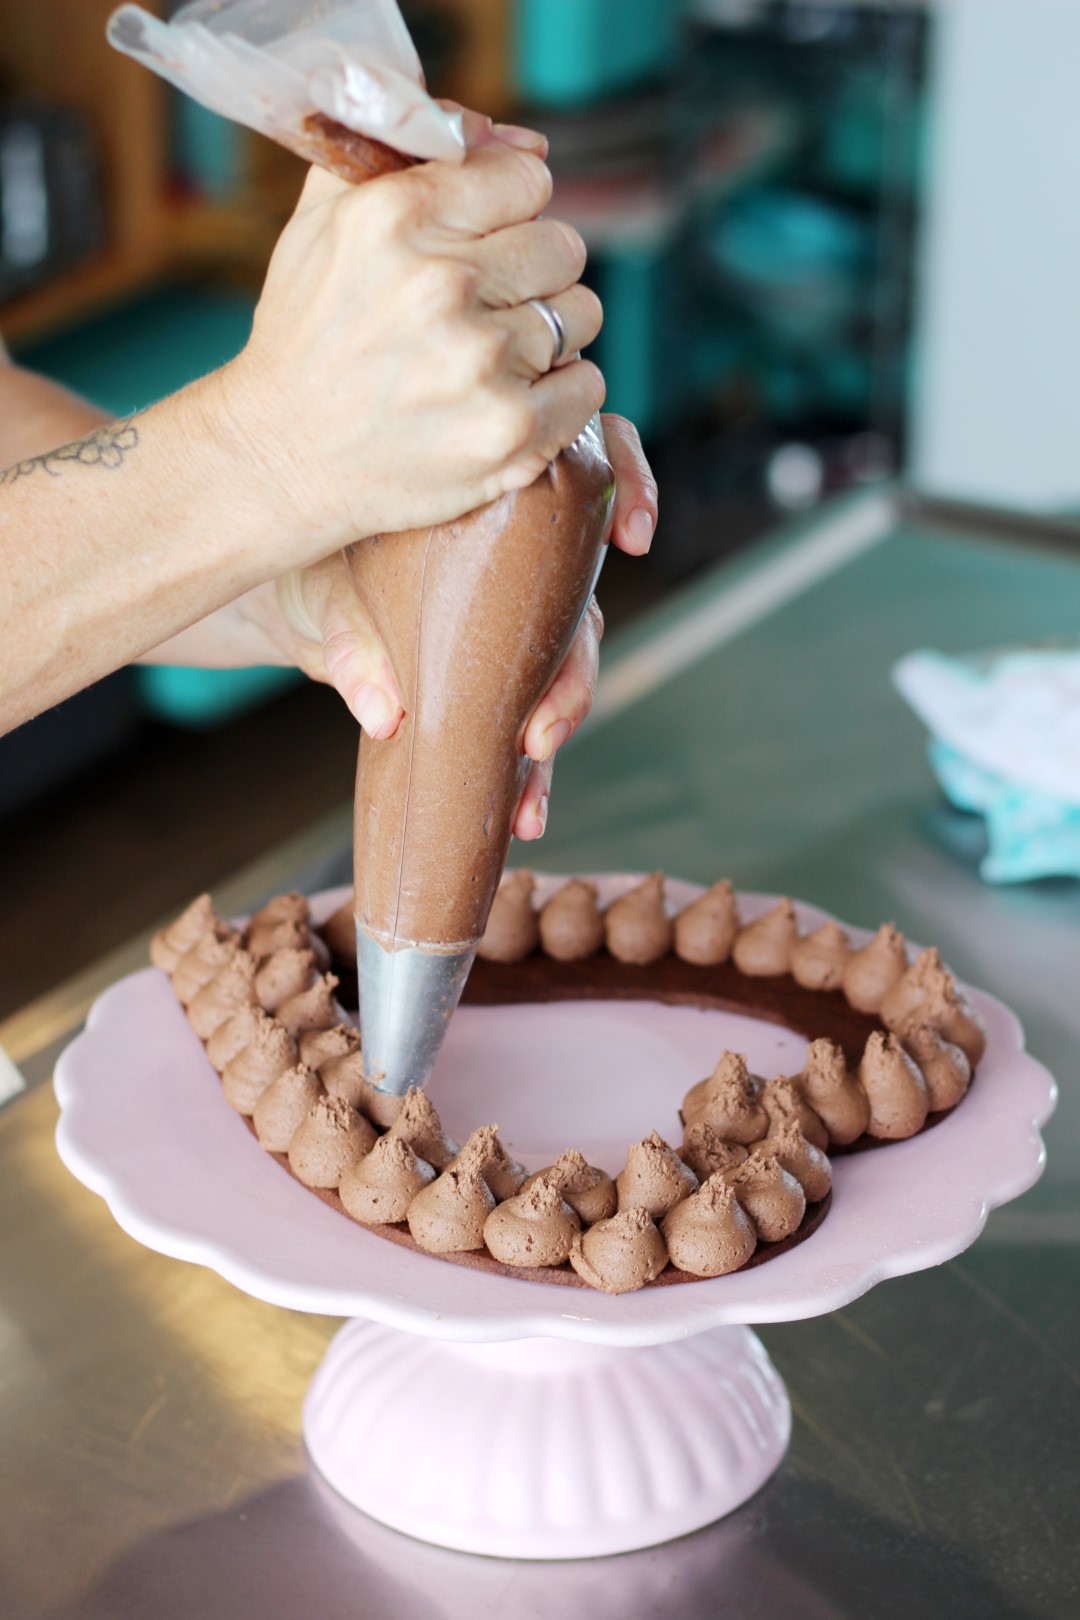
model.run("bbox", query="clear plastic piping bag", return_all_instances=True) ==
[107,0,465,164]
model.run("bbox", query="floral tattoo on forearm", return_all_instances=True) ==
[0,420,140,485]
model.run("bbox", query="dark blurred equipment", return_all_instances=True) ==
[0,101,104,301]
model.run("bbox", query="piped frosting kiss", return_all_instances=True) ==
[858,1030,929,1140]
[568,1207,668,1294]
[798,1038,870,1146]
[406,1130,495,1254]
[253,1062,323,1153]
[537,879,604,962]
[339,1133,435,1225]
[843,923,908,1014]
[288,1095,377,1189]
[615,1130,698,1219]
[661,1174,757,1277]
[682,1051,768,1142]
[604,872,674,965]
[674,880,739,966]
[732,897,799,977]
[522,1148,618,1225]
[477,870,540,963]
[483,1175,581,1268]
[789,922,851,992]
[724,1152,806,1243]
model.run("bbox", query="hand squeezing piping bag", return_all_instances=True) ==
[109,1,616,1096]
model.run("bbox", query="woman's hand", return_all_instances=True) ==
[214,139,606,568]
[152,415,658,839]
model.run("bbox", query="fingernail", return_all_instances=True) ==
[626,508,655,551]
[536,793,549,837]
[494,122,549,155]
[542,718,572,759]
[350,682,394,737]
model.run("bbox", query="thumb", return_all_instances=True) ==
[276,559,404,739]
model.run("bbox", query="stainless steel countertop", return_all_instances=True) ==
[2,491,1077,1619]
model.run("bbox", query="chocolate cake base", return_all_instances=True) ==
[243,1116,831,1288]
[327,943,967,1158]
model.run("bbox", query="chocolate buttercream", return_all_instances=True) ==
[521,1148,617,1224]
[682,1051,768,1142]
[896,1018,971,1112]
[319,1048,368,1110]
[790,922,851,992]
[247,916,330,972]
[406,1132,495,1253]
[538,879,605,962]
[252,1063,323,1153]
[205,1003,260,1074]
[756,1121,832,1203]
[725,1153,806,1243]
[661,1175,757,1277]
[843,923,908,1014]
[616,1130,698,1219]
[299,1023,359,1071]
[859,1030,929,1139]
[798,1038,870,1146]
[187,949,257,1041]
[338,1132,435,1225]
[924,979,986,1068]
[881,949,986,1066]
[221,1015,299,1114]
[151,894,217,973]
[733,898,799,977]
[248,891,309,933]
[568,1207,668,1294]
[760,1076,829,1152]
[477,871,540,964]
[679,1120,749,1182]
[604,872,674,966]
[483,1175,581,1268]
[674,880,739,966]
[387,1087,459,1169]
[355,1078,405,1131]
[321,898,357,968]
[877,945,946,1029]
[171,925,238,1007]
[246,916,308,960]
[288,1095,376,1189]
[277,973,346,1035]
[445,1123,525,1201]
[254,948,316,1014]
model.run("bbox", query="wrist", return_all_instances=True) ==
[162,364,292,586]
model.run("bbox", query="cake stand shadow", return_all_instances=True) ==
[53,882,1056,1560]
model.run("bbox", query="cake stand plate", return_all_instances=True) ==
[54,881,1056,1559]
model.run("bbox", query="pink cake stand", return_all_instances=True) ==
[54,879,1055,1560]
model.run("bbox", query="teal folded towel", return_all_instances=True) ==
[894,647,1080,884]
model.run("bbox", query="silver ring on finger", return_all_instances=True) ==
[526,297,567,369]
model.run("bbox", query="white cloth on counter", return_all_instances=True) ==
[894,646,1080,810]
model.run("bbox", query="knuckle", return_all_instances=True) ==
[576,284,604,344]
[409,256,477,318]
[552,219,587,276]
[586,595,605,640]
[581,359,607,411]
[508,149,553,217]
[358,178,417,242]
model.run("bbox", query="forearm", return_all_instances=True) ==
[0,372,281,735]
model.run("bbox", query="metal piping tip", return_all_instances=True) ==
[356,928,476,1097]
